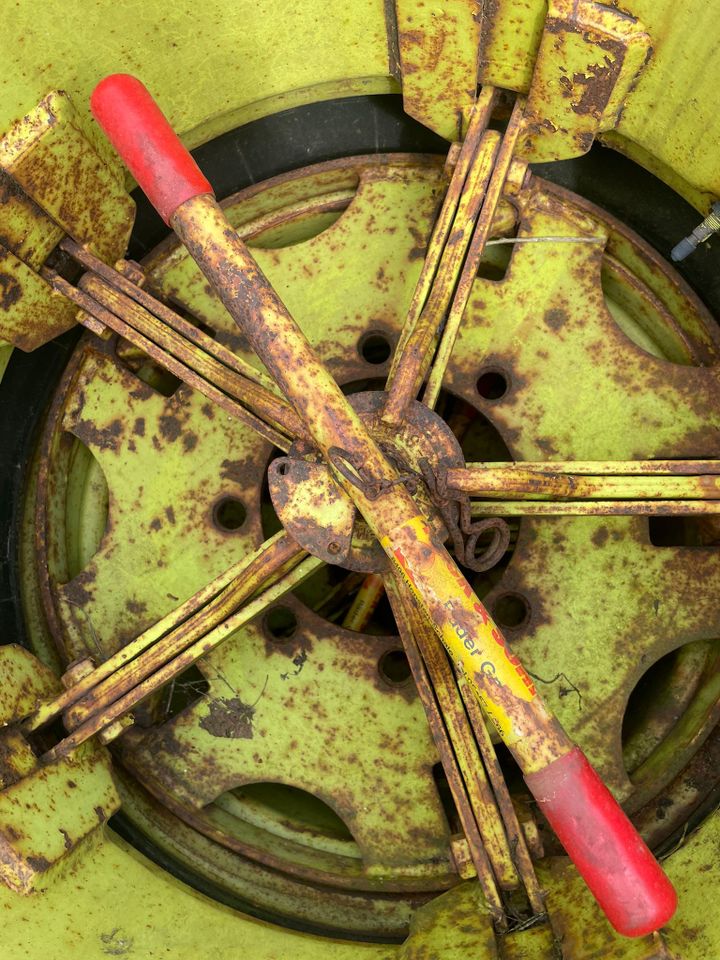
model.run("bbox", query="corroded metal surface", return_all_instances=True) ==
[38,341,270,660]
[394,0,481,140]
[446,182,720,460]
[18,151,720,945]
[0,645,119,894]
[120,594,454,882]
[0,0,719,956]
[269,458,356,565]
[516,0,652,162]
[270,391,466,571]
[0,90,135,263]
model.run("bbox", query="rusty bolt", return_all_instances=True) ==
[450,834,478,880]
[520,813,544,860]
[443,142,462,178]
[61,658,95,690]
[97,713,134,745]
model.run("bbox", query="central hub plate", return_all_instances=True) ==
[268,391,465,570]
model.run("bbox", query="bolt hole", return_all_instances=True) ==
[276,460,289,476]
[492,593,530,629]
[213,497,247,531]
[476,369,509,401]
[358,332,392,365]
[378,649,412,684]
[265,606,298,641]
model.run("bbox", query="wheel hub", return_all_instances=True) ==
[269,390,465,571]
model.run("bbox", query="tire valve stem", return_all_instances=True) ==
[671,201,720,261]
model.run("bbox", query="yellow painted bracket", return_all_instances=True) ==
[0,90,135,263]
[517,0,652,162]
[0,645,120,895]
[0,90,137,351]
[0,241,77,351]
[0,171,63,272]
[395,0,482,141]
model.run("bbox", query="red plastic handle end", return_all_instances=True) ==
[90,74,213,224]
[525,747,677,938]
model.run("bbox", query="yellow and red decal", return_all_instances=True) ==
[382,515,537,742]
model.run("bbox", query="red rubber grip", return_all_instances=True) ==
[90,74,213,225]
[525,747,677,937]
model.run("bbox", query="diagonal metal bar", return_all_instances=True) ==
[340,572,385,631]
[62,533,304,729]
[43,552,322,761]
[384,85,499,394]
[384,574,507,925]
[421,97,526,410]
[61,237,278,391]
[77,270,307,441]
[25,532,303,732]
[387,572,520,890]
[382,91,501,426]
[456,673,545,916]
[43,269,294,451]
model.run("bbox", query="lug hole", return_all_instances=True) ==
[492,593,530,629]
[378,649,412,684]
[476,369,509,401]
[264,606,298,641]
[358,332,392,365]
[213,497,247,531]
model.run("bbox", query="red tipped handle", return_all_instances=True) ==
[90,74,213,224]
[525,747,677,937]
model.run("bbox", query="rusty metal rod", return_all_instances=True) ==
[341,572,385,632]
[449,469,720,500]
[461,460,720,476]
[60,237,278,391]
[43,270,293,451]
[382,133,501,425]
[24,532,298,732]
[457,672,545,915]
[422,98,526,410]
[78,271,307,442]
[383,143,502,421]
[63,533,304,729]
[470,500,720,517]
[385,575,507,925]
[385,86,498,392]
[388,575,521,892]
[42,554,323,762]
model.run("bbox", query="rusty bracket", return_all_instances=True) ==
[268,456,357,564]
[0,645,120,894]
[0,89,136,350]
[393,0,483,140]
[516,0,653,162]
[40,239,306,451]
